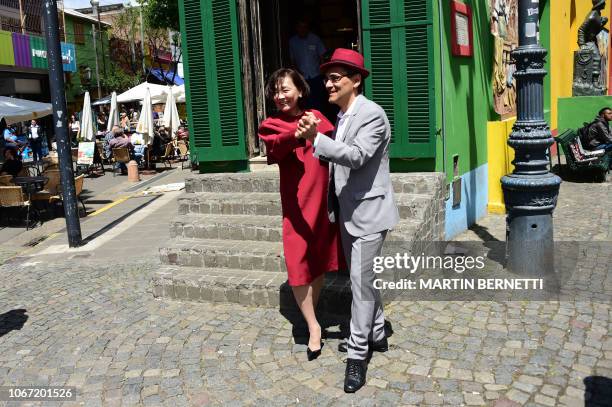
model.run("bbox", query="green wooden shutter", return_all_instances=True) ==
[179,0,246,165]
[362,0,436,158]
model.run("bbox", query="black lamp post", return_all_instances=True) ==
[43,0,82,247]
[501,0,561,274]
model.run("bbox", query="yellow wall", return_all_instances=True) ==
[487,118,516,214]
[550,0,611,130]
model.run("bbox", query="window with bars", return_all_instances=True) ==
[0,16,20,33]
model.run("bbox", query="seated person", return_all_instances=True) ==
[103,126,118,158]
[579,107,612,152]
[130,133,147,164]
[3,125,24,149]
[0,147,23,177]
[152,127,172,157]
[176,126,189,142]
[108,128,134,173]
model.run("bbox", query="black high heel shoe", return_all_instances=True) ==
[307,341,324,361]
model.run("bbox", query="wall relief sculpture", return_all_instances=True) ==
[490,0,518,118]
[573,0,609,96]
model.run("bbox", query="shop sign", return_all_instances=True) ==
[29,36,48,69]
[28,36,77,72]
[61,43,76,72]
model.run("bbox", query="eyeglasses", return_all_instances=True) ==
[323,73,350,85]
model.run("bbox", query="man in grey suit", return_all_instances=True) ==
[296,48,399,393]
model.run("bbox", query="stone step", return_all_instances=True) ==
[159,238,287,272]
[151,265,352,313]
[185,171,445,196]
[177,192,434,220]
[170,214,423,242]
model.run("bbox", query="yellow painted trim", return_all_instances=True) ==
[88,196,131,217]
[487,203,506,215]
[487,118,516,215]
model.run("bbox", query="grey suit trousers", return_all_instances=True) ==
[340,226,387,360]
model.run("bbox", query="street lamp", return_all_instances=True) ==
[501,0,561,275]
[90,0,107,79]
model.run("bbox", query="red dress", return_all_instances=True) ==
[258,109,345,286]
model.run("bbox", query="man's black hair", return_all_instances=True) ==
[598,107,612,116]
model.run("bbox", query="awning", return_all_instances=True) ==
[92,94,112,106]
[0,96,52,125]
[148,68,184,86]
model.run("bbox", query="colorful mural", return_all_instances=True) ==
[0,30,76,72]
[0,30,15,66]
[12,33,32,68]
[490,0,518,117]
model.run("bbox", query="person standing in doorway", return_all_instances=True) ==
[296,49,399,393]
[289,20,327,112]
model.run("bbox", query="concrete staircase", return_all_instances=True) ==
[153,171,446,310]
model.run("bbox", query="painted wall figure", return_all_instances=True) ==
[490,0,518,117]
[573,0,608,96]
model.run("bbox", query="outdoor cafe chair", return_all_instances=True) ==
[31,170,62,213]
[160,143,175,169]
[47,174,87,216]
[95,141,111,170]
[0,175,14,186]
[111,147,131,177]
[177,140,189,170]
[0,185,38,229]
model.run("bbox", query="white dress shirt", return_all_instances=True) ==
[30,126,39,140]
[313,95,362,148]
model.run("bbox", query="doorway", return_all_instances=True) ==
[257,0,360,116]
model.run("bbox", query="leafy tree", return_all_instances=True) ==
[141,0,180,31]
[140,0,182,85]
[100,65,142,93]
[110,5,144,76]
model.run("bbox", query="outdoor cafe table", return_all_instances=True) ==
[12,176,48,195]
[11,175,48,229]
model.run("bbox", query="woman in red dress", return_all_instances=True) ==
[259,69,344,360]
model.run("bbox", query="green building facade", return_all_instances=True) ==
[62,11,110,110]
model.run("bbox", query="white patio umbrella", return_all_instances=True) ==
[172,84,185,103]
[78,91,95,141]
[163,86,180,136]
[0,96,52,125]
[136,87,154,145]
[117,82,169,104]
[106,91,119,132]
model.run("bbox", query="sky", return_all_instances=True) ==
[64,0,138,9]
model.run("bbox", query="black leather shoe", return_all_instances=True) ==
[307,342,323,361]
[344,358,367,393]
[338,337,388,353]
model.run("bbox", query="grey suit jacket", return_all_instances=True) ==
[314,95,399,237]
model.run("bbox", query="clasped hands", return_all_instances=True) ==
[295,112,320,142]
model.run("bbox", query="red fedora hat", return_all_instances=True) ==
[320,48,369,78]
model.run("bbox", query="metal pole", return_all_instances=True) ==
[140,5,146,75]
[43,0,82,247]
[130,17,137,71]
[91,23,102,99]
[501,0,560,275]
[18,0,25,34]
[97,9,107,78]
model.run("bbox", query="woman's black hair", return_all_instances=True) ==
[265,68,310,110]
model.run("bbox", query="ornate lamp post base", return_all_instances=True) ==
[502,0,561,275]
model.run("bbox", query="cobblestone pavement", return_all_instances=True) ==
[0,179,610,406]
